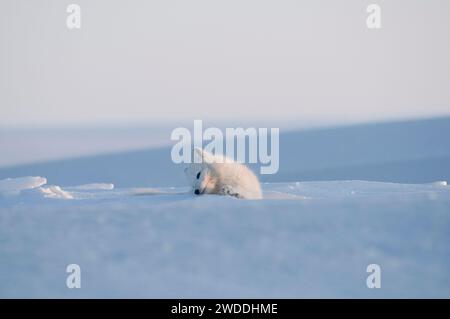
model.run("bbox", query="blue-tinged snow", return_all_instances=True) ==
[1,118,450,298]
[1,176,449,298]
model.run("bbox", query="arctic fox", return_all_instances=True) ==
[184,148,263,200]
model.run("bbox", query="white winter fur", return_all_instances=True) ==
[184,148,263,200]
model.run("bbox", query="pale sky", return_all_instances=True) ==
[1,0,449,127]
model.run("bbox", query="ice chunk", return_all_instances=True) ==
[0,176,47,195]
[39,185,74,199]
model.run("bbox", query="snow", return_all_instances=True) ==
[1,176,449,298]
[1,118,449,298]
[2,117,450,187]
[39,185,74,199]
[70,183,115,191]
[0,176,47,195]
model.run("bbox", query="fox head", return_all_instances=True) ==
[184,148,215,195]
[184,148,233,195]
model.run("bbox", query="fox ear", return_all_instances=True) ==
[193,147,215,164]
[194,147,203,158]
[193,147,203,163]
[201,149,216,164]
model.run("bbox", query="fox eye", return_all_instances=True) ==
[196,172,201,179]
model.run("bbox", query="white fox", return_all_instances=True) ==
[184,148,263,200]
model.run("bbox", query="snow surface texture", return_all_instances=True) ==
[1,176,449,298]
